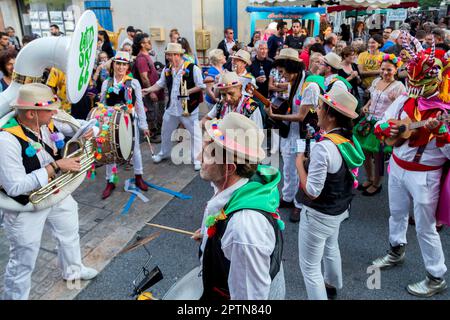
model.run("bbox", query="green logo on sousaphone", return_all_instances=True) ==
[78,26,95,91]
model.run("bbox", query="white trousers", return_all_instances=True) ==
[298,207,348,300]
[159,112,201,165]
[388,158,447,278]
[106,121,143,179]
[281,152,301,208]
[2,196,82,300]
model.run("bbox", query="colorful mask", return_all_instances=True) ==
[402,31,442,98]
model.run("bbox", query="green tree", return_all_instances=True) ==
[418,0,443,10]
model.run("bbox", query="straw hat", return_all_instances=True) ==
[275,48,301,62]
[113,51,131,64]
[214,72,242,91]
[323,52,342,70]
[231,49,252,66]
[10,83,60,111]
[205,112,266,163]
[165,42,185,54]
[318,86,358,119]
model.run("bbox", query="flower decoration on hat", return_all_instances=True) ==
[216,81,239,89]
[211,119,225,141]
[378,53,403,68]
[34,96,59,107]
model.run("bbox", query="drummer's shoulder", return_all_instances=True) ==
[226,209,275,242]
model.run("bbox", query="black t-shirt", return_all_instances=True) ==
[268,34,284,59]
[248,57,273,98]
[436,42,450,52]
[285,34,305,50]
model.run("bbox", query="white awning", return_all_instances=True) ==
[340,0,401,8]
[249,0,298,3]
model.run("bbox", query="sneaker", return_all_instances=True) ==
[407,274,447,298]
[194,163,202,171]
[372,244,406,269]
[152,154,166,164]
[80,266,98,280]
[64,266,98,281]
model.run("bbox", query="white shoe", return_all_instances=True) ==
[194,163,201,171]
[152,154,165,163]
[80,267,98,280]
[64,266,98,281]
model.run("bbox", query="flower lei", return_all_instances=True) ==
[105,76,134,111]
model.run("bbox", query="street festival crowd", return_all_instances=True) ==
[0,13,450,300]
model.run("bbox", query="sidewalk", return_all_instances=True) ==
[0,141,198,300]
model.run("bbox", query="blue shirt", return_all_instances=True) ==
[204,66,221,104]
[380,40,394,52]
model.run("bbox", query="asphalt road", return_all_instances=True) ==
[77,168,450,300]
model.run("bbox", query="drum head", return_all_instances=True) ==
[117,112,134,161]
[163,266,203,300]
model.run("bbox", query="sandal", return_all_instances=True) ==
[357,180,373,191]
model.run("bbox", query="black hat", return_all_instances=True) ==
[127,26,136,33]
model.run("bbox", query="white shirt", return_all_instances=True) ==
[225,38,235,54]
[156,64,205,117]
[119,37,133,50]
[200,178,276,300]
[207,95,264,129]
[280,72,306,154]
[376,95,450,166]
[100,77,148,130]
[0,119,79,197]
[305,138,343,199]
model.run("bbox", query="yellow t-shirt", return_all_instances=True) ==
[46,67,71,112]
[357,51,384,89]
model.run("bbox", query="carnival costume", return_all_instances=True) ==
[151,43,205,170]
[372,32,450,297]
[354,54,405,154]
[199,113,285,300]
[207,72,263,128]
[0,84,98,300]
[99,51,149,199]
[296,86,365,300]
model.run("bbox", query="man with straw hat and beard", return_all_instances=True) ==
[201,71,264,129]
[143,42,205,171]
[0,83,98,300]
[193,112,285,300]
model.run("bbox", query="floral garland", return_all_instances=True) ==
[378,53,403,68]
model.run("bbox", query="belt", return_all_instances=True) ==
[392,154,442,172]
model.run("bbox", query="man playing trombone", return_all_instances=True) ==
[0,83,98,300]
[142,43,205,171]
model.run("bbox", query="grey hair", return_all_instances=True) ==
[254,40,268,49]
[304,37,315,47]
[208,48,225,65]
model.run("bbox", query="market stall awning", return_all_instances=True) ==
[327,1,418,13]
[340,0,400,8]
[246,6,326,37]
[249,0,296,3]
[246,6,327,14]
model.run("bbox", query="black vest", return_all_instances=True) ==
[105,79,136,106]
[296,136,354,216]
[214,96,259,120]
[1,123,62,205]
[200,209,283,301]
[166,63,202,113]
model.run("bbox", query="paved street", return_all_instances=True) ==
[77,162,450,300]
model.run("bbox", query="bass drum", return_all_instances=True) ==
[163,266,203,300]
[88,105,135,164]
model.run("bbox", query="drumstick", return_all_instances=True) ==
[145,135,155,156]
[146,223,195,237]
